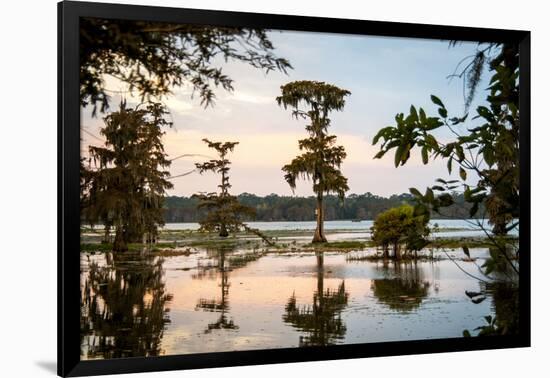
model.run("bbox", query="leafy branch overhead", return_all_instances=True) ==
[80,18,292,114]
[372,43,519,238]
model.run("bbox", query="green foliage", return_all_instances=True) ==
[371,205,430,259]
[193,192,256,236]
[163,191,481,222]
[373,42,521,337]
[80,18,292,114]
[81,101,173,252]
[372,43,519,238]
[193,139,272,246]
[475,315,499,336]
[193,139,255,237]
[195,139,239,196]
[277,81,351,242]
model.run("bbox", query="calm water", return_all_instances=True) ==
[162,219,519,238]
[80,247,513,360]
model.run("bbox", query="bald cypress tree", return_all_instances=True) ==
[193,139,274,244]
[276,81,350,243]
[82,101,173,251]
[193,139,254,237]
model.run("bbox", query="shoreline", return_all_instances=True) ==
[80,227,518,258]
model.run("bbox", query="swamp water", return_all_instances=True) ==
[80,246,513,360]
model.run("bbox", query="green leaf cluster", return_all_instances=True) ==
[372,43,520,237]
[370,205,430,259]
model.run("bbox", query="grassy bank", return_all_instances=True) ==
[80,228,517,255]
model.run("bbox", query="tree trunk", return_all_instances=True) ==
[102,224,111,244]
[492,221,507,236]
[394,242,401,260]
[113,227,128,252]
[219,223,229,237]
[125,222,143,243]
[310,251,325,344]
[316,251,324,300]
[144,231,156,245]
[312,192,327,243]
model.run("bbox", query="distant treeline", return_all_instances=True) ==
[164,192,480,222]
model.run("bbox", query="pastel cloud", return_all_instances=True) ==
[80,29,490,197]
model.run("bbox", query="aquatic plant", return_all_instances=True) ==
[371,205,430,259]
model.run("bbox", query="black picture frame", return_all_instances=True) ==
[58,1,531,376]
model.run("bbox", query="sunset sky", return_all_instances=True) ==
[81,30,490,197]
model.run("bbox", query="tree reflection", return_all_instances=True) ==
[195,249,237,333]
[485,246,519,334]
[194,248,263,334]
[480,282,519,335]
[80,252,173,359]
[464,245,520,337]
[283,252,349,346]
[371,261,430,312]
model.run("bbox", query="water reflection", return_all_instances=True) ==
[465,245,519,336]
[79,246,517,358]
[80,252,173,359]
[482,282,519,335]
[283,252,349,346]
[193,248,263,334]
[194,248,237,333]
[371,261,431,312]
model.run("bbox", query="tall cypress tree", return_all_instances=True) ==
[82,101,173,251]
[276,81,351,243]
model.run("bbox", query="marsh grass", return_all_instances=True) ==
[346,250,445,262]
[428,237,514,249]
[80,229,516,259]
[303,241,367,251]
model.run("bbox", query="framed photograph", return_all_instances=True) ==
[58,0,530,376]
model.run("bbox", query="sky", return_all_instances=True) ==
[80,30,491,197]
